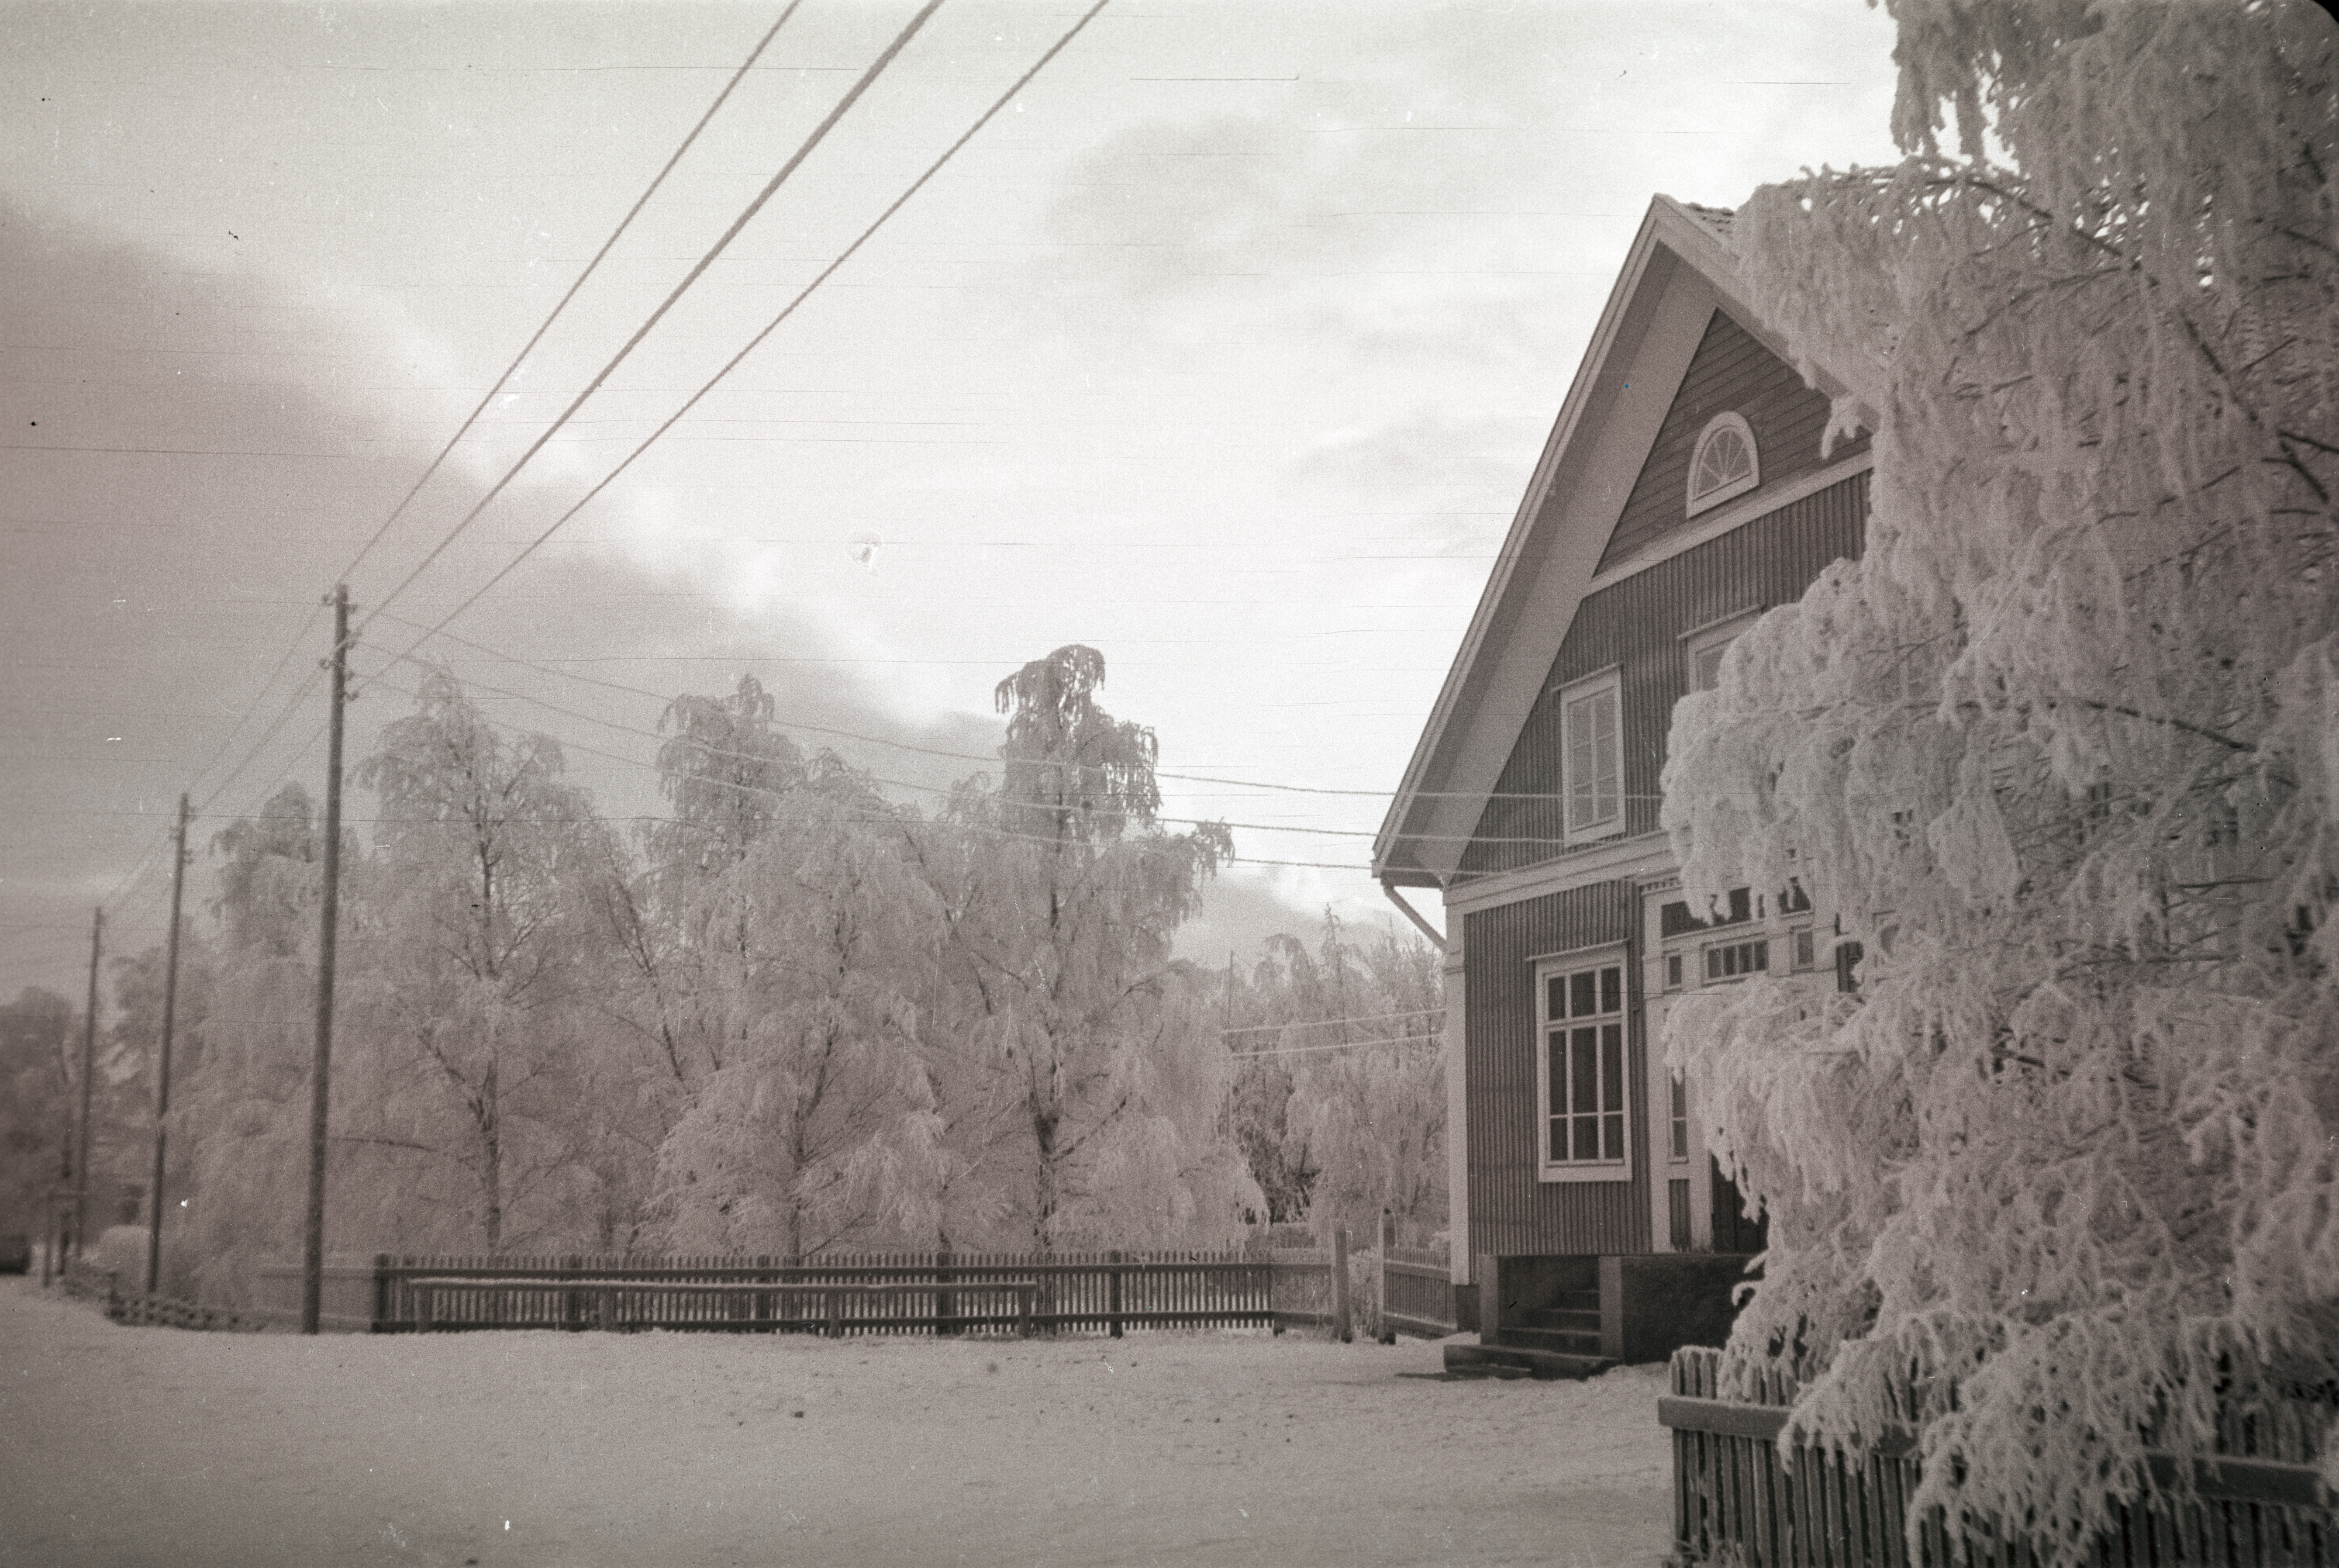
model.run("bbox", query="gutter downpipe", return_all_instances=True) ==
[1381,880,1446,950]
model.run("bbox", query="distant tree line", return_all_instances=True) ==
[0,645,1444,1301]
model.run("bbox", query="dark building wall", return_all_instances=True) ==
[1460,469,1869,878]
[1595,308,1869,575]
[1463,881,1647,1259]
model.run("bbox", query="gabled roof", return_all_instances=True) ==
[1371,194,1838,889]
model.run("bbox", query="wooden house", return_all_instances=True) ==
[1371,195,1870,1376]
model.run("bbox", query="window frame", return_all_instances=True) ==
[1534,945,1632,1183]
[1555,666,1625,844]
[1686,410,1761,516]
[1680,608,1764,696]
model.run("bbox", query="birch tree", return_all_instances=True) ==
[927,645,1257,1250]
[650,769,948,1260]
[1661,0,2339,1542]
[349,668,602,1251]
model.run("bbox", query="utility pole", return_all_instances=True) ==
[302,584,350,1335]
[144,794,191,1297]
[70,906,102,1269]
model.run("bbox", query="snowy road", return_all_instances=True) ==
[0,1278,1672,1567]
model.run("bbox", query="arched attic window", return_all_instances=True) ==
[1686,411,1760,515]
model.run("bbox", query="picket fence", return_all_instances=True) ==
[345,1245,1341,1337]
[1379,1237,1457,1339]
[1662,1346,2337,1568]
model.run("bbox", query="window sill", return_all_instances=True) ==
[1538,1162,1631,1184]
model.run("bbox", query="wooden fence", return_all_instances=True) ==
[342,1246,1341,1336]
[1662,1346,2336,1568]
[1377,1213,1456,1340]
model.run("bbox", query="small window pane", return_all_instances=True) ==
[1600,1025,1624,1113]
[1665,953,1683,990]
[1546,976,1565,1023]
[1603,1113,1626,1161]
[1547,1038,1567,1117]
[1599,966,1622,1014]
[1570,1027,1598,1114]
[1569,972,1597,1019]
[1573,1114,1600,1161]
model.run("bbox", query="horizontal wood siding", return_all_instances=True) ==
[1596,308,1869,576]
[1461,471,1868,878]
[1464,883,1647,1259]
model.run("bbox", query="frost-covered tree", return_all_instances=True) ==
[651,776,947,1260]
[175,784,328,1303]
[923,645,1257,1250]
[348,668,605,1251]
[0,986,75,1246]
[1661,0,2339,1545]
[1226,916,1444,1239]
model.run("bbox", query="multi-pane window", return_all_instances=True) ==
[1791,928,1816,970]
[1703,937,1768,981]
[1668,1075,1690,1162]
[1542,957,1627,1169]
[1682,610,1761,695]
[1559,672,1622,840]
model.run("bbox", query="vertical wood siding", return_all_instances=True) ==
[1461,470,1869,878]
[1595,308,1869,575]
[1464,882,1648,1259]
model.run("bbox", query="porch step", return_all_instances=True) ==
[1499,1325,1603,1357]
[1443,1342,1614,1382]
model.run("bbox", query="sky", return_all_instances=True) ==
[0,0,1906,1006]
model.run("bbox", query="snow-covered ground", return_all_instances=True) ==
[0,1276,1674,1567]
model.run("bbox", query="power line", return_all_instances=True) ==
[364,0,1114,681]
[354,666,1370,873]
[1222,1007,1442,1034]
[146,9,817,872]
[352,0,947,646]
[1232,1031,1443,1057]
[358,607,1604,814]
[360,637,1588,847]
[334,1,808,589]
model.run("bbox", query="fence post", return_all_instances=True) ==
[1017,1283,1033,1340]
[1333,1225,1352,1343]
[1378,1208,1397,1344]
[596,1286,615,1332]
[826,1287,842,1339]
[372,1253,392,1334]
[1109,1249,1124,1339]
[1263,1228,1281,1335]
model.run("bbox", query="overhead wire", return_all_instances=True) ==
[75,1,822,931]
[362,0,1115,683]
[360,633,1591,847]
[334,0,810,588]
[351,0,948,647]
[361,608,1607,815]
[353,665,1372,872]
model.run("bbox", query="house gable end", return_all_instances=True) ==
[1595,309,1867,577]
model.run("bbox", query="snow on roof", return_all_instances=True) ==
[1676,202,1736,248]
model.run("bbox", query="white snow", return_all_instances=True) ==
[0,1278,1674,1567]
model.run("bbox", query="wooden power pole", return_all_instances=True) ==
[70,906,101,1267]
[301,584,351,1335]
[144,794,191,1297]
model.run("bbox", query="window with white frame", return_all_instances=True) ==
[1681,609,1762,695]
[1686,411,1760,515]
[1538,951,1629,1175]
[1668,1074,1691,1163]
[1558,669,1623,841]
